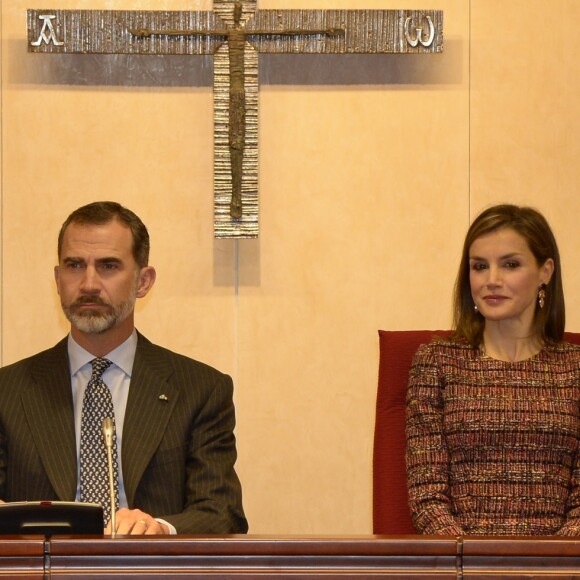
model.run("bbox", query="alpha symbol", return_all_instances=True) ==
[31,15,64,47]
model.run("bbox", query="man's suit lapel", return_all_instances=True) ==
[122,334,179,507]
[21,339,78,500]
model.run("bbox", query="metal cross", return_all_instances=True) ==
[28,1,443,238]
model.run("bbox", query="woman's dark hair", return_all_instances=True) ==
[452,204,564,346]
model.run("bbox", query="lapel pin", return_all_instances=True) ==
[158,394,169,402]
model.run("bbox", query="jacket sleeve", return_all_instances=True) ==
[405,343,464,535]
[158,371,248,534]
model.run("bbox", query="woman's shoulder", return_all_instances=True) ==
[544,340,580,357]
[414,337,475,358]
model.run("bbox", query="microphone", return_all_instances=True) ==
[101,418,117,536]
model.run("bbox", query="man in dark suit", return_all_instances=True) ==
[0,201,247,534]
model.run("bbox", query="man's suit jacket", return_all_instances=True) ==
[0,333,248,534]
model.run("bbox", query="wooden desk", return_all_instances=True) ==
[0,536,44,577]
[462,537,580,578]
[2,535,580,577]
[47,535,458,578]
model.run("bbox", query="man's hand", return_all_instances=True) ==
[104,508,169,535]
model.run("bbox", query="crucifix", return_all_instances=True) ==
[28,1,443,238]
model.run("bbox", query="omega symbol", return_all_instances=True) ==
[404,15,435,48]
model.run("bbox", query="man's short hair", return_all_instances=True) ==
[57,201,150,269]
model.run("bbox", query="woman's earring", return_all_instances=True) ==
[538,284,547,309]
[474,304,479,312]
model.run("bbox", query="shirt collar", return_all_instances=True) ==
[67,329,138,378]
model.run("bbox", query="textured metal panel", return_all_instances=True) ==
[246,10,443,54]
[28,10,226,55]
[214,44,259,238]
[27,8,442,56]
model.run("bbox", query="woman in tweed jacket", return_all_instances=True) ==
[406,204,580,536]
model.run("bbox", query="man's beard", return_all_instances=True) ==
[61,287,137,334]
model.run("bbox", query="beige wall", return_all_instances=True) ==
[1,0,578,534]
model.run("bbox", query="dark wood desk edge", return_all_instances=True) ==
[0,536,45,555]
[1,535,578,557]
[47,534,459,556]
[461,535,580,556]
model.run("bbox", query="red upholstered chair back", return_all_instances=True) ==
[372,329,580,535]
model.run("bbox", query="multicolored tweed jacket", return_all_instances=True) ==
[406,338,580,536]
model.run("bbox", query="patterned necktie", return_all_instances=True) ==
[79,357,119,526]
